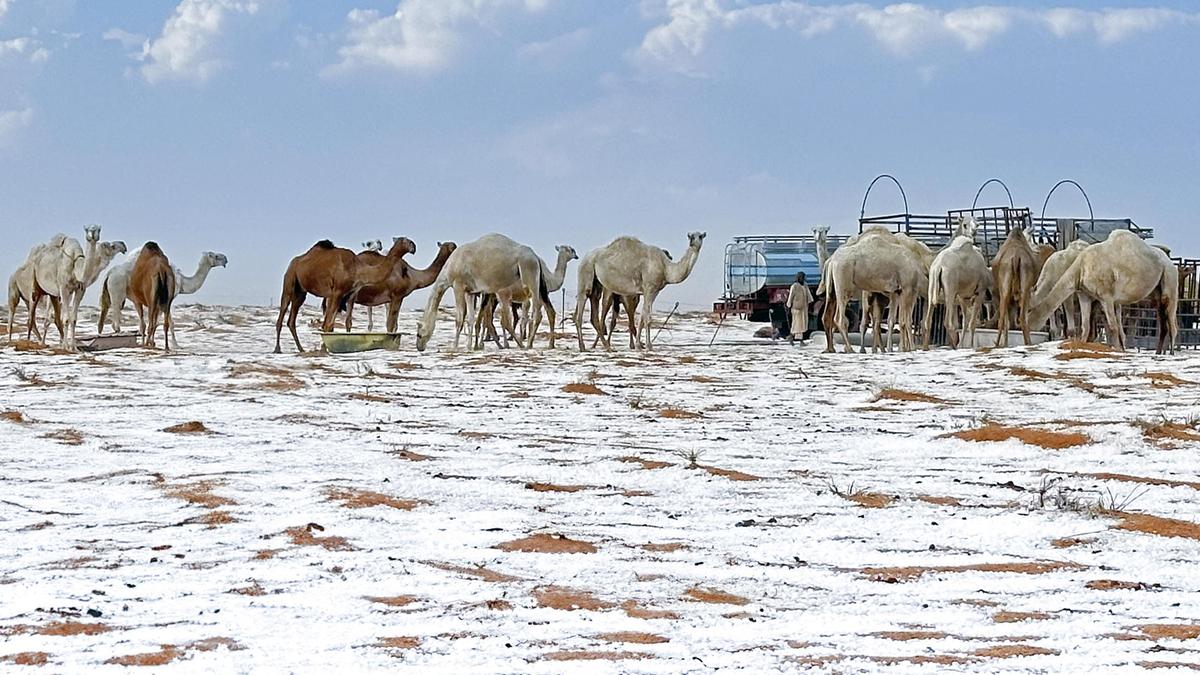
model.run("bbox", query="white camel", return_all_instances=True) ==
[1031,240,1089,340]
[1030,230,1178,353]
[574,232,705,351]
[922,217,990,349]
[821,230,927,353]
[473,245,578,350]
[29,226,127,350]
[415,234,545,352]
[99,249,229,342]
[7,237,68,343]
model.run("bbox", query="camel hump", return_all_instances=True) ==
[143,241,163,255]
[314,239,336,249]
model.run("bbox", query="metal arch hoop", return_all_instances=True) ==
[971,178,1014,210]
[1041,179,1095,227]
[860,174,910,228]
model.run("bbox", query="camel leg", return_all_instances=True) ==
[995,286,1010,348]
[822,290,836,353]
[1064,295,1079,340]
[833,289,853,354]
[386,300,402,335]
[640,289,658,350]
[26,287,42,343]
[1078,295,1094,343]
[921,293,935,351]
[451,284,469,351]
[858,291,870,354]
[287,292,306,352]
[273,283,292,354]
[495,289,519,349]
[1018,282,1032,346]
[625,296,642,349]
[1101,301,1124,351]
[545,301,557,349]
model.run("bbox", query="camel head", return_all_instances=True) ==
[390,236,417,256]
[954,215,978,240]
[362,239,383,252]
[203,251,229,268]
[101,241,128,258]
[436,241,457,256]
[687,231,707,249]
[813,226,829,243]
[554,245,579,263]
[84,224,102,243]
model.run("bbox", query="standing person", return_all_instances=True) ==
[787,272,813,344]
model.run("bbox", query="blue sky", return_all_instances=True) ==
[2,0,1198,309]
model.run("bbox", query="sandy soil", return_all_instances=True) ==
[2,304,1199,673]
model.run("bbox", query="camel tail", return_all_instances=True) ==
[154,269,172,311]
[928,262,944,306]
[1029,254,1083,329]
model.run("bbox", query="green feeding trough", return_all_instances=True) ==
[319,332,403,354]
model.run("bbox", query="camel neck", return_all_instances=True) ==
[410,249,453,289]
[178,261,214,295]
[665,244,700,285]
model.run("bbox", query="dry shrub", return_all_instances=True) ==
[678,355,698,364]
[563,382,605,395]
[1144,371,1195,387]
[618,456,672,470]
[870,631,949,641]
[228,363,304,391]
[495,533,596,554]
[869,655,974,666]
[872,388,948,405]
[424,561,520,583]
[285,524,355,551]
[1010,367,1054,380]
[1107,511,1200,540]
[597,632,668,644]
[621,489,653,498]
[349,392,390,403]
[533,586,614,611]
[1133,418,1200,447]
[659,408,702,419]
[992,611,1053,623]
[391,448,431,461]
[158,479,234,509]
[106,646,183,667]
[376,637,421,650]
[253,549,280,560]
[641,542,687,553]
[1087,472,1200,490]
[544,651,650,662]
[1137,625,1200,640]
[702,465,761,481]
[1,410,27,423]
[620,600,679,620]
[507,391,530,399]
[162,421,209,434]
[1051,537,1094,549]
[972,645,1058,658]
[846,493,895,508]
[230,581,265,596]
[1086,579,1150,591]
[947,424,1090,450]
[683,587,749,605]
[37,621,110,636]
[0,652,50,666]
[862,561,1082,583]
[189,510,237,527]
[366,595,417,607]
[690,374,718,383]
[1139,661,1200,670]
[324,487,425,511]
[41,429,83,445]
[485,599,513,611]
[525,482,589,493]
[917,495,963,506]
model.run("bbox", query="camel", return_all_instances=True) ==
[991,226,1040,347]
[1031,240,1089,339]
[352,240,457,333]
[573,232,705,351]
[922,217,990,349]
[127,242,176,350]
[821,230,926,353]
[273,238,411,353]
[415,234,545,352]
[1030,230,1178,353]
[577,247,672,351]
[7,238,67,344]
[99,250,228,341]
[473,245,577,350]
[28,226,127,350]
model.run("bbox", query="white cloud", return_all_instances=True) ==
[103,27,148,51]
[636,2,1200,70]
[0,36,50,63]
[518,26,589,61]
[139,0,276,84]
[325,0,551,76]
[0,106,33,145]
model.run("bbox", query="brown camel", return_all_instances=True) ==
[273,238,411,353]
[992,226,1039,347]
[352,241,457,333]
[128,242,176,351]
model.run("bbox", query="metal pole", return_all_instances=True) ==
[971,178,1014,209]
[708,309,727,347]
[654,302,680,345]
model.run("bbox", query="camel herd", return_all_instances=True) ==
[272,231,706,353]
[819,216,1180,354]
[2,218,1181,356]
[6,225,227,351]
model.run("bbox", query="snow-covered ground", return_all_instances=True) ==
[2,304,1199,673]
